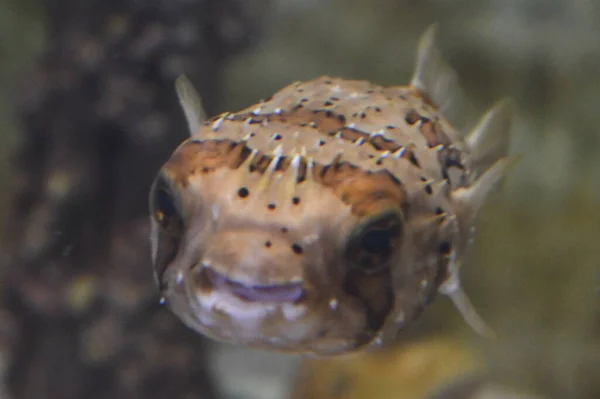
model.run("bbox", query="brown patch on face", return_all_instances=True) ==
[316,162,408,218]
[163,139,251,186]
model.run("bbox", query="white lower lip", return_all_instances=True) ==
[281,302,307,321]
[198,290,276,320]
[194,289,308,329]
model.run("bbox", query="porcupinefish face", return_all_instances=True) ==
[149,26,517,355]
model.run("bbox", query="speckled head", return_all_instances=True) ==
[149,25,516,355]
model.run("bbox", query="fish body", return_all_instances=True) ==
[149,26,515,355]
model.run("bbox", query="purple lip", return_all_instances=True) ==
[204,267,304,303]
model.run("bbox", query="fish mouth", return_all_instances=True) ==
[201,266,305,303]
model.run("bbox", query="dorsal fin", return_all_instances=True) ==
[175,75,207,136]
[410,25,465,126]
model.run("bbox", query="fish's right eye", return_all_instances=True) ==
[149,175,184,289]
[150,176,182,232]
[154,187,177,224]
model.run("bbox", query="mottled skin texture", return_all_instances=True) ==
[149,28,513,355]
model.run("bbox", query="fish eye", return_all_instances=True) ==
[156,187,176,217]
[149,175,184,286]
[150,176,182,231]
[154,188,177,224]
[361,228,395,254]
[347,210,403,274]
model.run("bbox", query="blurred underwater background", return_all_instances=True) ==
[0,0,598,398]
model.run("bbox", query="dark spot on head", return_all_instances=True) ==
[297,88,304,92]
[318,140,326,146]
[337,114,346,123]
[250,132,256,137]
[292,197,301,205]
[409,152,421,168]
[374,106,381,112]
[281,227,288,233]
[386,125,396,130]
[360,112,366,119]
[273,133,282,141]
[435,207,444,215]
[238,187,249,198]
[331,96,340,101]
[420,176,427,182]
[291,244,304,254]
[293,104,304,110]
[265,241,272,248]
[405,109,421,125]
[424,184,433,195]
[376,159,384,166]
[325,110,334,118]
[324,101,333,106]
[439,241,452,255]
[300,97,308,102]
[267,203,276,210]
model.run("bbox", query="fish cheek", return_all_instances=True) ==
[152,224,183,290]
[341,267,394,346]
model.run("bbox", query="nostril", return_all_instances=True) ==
[204,267,304,303]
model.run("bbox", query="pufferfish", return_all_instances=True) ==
[149,25,517,356]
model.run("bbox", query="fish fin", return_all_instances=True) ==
[410,24,465,126]
[439,271,497,340]
[452,155,521,224]
[467,98,514,173]
[175,75,207,136]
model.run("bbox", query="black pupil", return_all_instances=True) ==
[361,228,395,254]
[156,188,176,218]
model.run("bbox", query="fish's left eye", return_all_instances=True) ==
[361,228,396,254]
[347,211,403,274]
[149,175,184,287]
